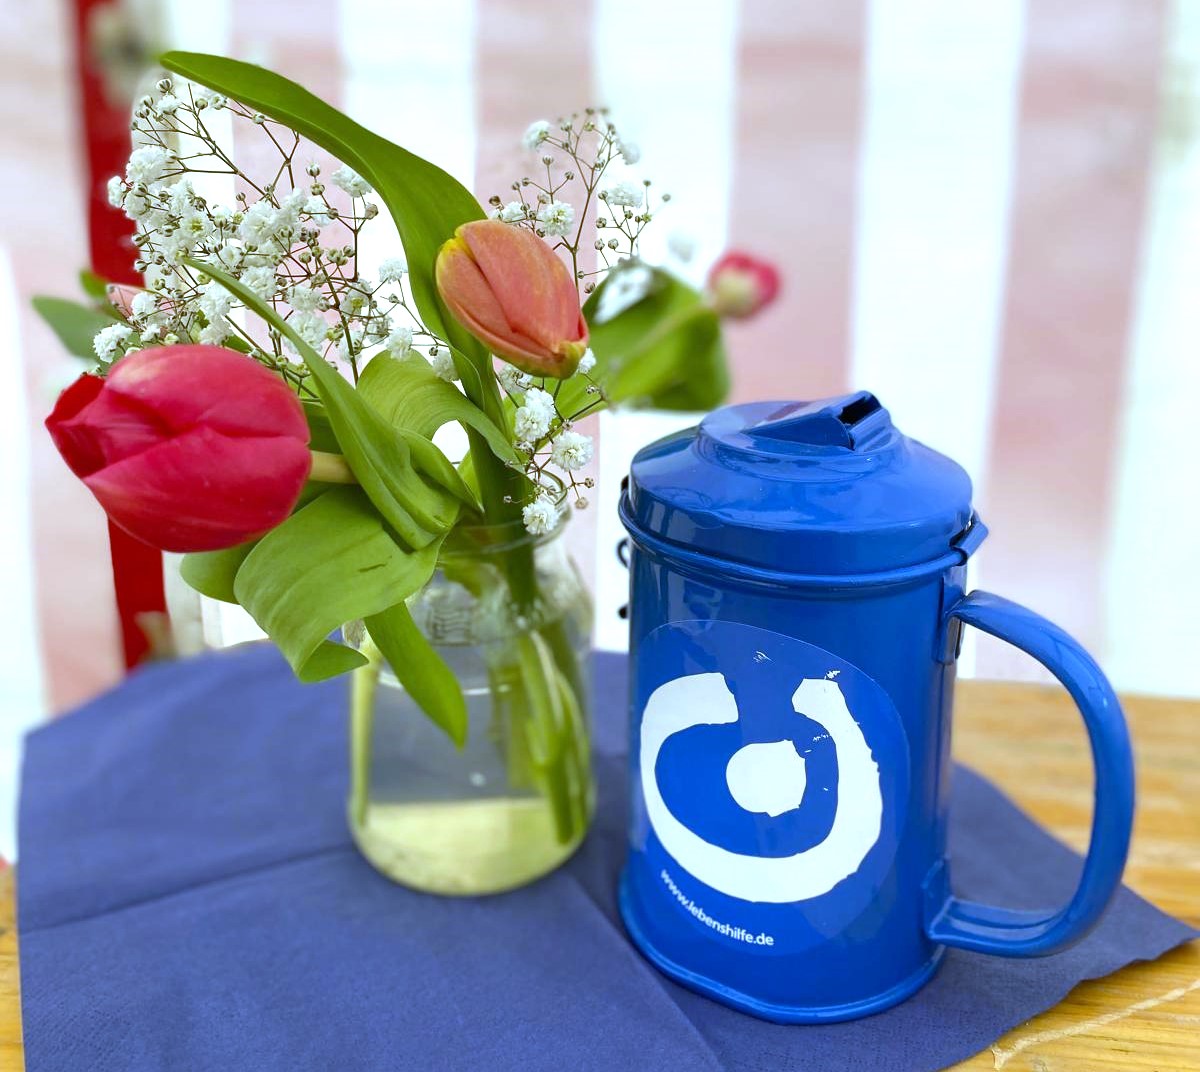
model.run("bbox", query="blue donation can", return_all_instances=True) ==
[618,393,1135,1023]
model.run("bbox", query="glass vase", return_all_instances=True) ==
[346,517,594,895]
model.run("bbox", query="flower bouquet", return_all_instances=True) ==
[37,53,777,894]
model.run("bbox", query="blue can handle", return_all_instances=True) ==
[925,591,1135,956]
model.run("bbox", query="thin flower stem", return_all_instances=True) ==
[309,451,357,484]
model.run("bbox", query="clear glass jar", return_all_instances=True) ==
[346,517,594,895]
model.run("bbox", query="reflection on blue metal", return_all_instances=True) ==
[619,394,1135,1023]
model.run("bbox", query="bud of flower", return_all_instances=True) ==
[435,219,588,379]
[706,251,781,319]
[45,346,313,552]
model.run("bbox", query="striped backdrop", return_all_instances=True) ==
[3,0,1198,800]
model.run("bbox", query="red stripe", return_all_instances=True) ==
[727,0,867,403]
[979,0,1167,671]
[71,0,165,670]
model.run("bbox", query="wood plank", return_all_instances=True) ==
[0,867,22,1072]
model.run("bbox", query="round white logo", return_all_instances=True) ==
[640,672,884,904]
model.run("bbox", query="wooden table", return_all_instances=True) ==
[0,681,1195,1070]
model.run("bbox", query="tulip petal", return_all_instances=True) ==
[46,374,168,478]
[83,424,312,552]
[458,221,582,351]
[435,239,519,344]
[436,240,565,372]
[106,346,309,441]
[45,374,106,477]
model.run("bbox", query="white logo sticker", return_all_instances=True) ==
[640,673,884,904]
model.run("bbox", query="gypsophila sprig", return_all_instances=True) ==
[486,106,666,298]
[102,75,447,391]
[479,107,664,530]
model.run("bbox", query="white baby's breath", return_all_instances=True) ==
[286,284,321,313]
[497,364,532,394]
[93,323,132,362]
[535,201,575,237]
[330,165,372,197]
[615,138,640,164]
[429,350,458,382]
[549,430,593,471]
[383,327,413,358]
[493,201,527,224]
[522,496,559,536]
[522,120,552,150]
[125,144,172,185]
[600,180,643,208]
[378,258,407,284]
[513,387,556,447]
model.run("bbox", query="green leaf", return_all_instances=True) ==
[158,52,489,374]
[364,602,468,747]
[32,297,116,362]
[560,263,730,418]
[302,401,340,454]
[177,483,329,603]
[298,356,463,546]
[188,259,464,550]
[358,353,517,465]
[399,428,479,511]
[233,486,443,683]
[78,269,111,301]
[179,542,256,603]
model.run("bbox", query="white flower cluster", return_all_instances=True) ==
[549,430,593,471]
[96,76,438,387]
[599,180,643,209]
[522,495,561,537]
[535,201,574,237]
[489,107,665,298]
[498,360,600,533]
[513,387,557,448]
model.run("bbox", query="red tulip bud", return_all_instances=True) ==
[707,252,781,319]
[46,346,312,552]
[435,219,588,379]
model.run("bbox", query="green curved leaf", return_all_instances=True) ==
[302,401,339,453]
[32,297,117,363]
[558,262,729,419]
[79,269,111,301]
[365,603,467,747]
[179,542,256,603]
[233,486,443,683]
[358,353,517,465]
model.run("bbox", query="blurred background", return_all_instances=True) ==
[2,0,1198,852]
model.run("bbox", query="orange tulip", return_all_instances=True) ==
[435,219,588,379]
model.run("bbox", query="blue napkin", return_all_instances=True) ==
[19,645,1196,1072]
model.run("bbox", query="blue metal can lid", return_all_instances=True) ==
[624,392,977,575]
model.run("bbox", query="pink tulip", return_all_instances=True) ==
[707,252,781,319]
[105,283,142,319]
[46,346,312,552]
[435,219,589,379]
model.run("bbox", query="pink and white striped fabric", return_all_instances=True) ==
[3,0,1197,758]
